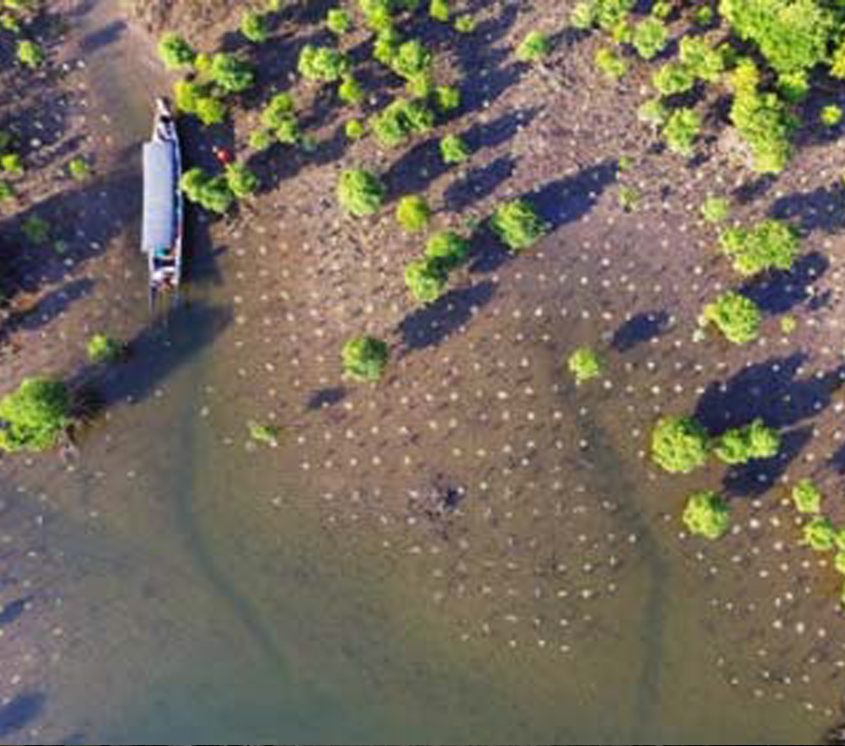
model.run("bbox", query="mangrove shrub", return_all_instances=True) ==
[651,415,711,473]
[0,377,71,453]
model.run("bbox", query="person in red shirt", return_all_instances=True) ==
[212,145,233,166]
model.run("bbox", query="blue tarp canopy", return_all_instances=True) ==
[141,140,177,254]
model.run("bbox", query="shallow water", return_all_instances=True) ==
[0,2,839,744]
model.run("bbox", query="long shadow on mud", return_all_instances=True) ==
[0,159,141,306]
[0,692,45,739]
[469,159,618,274]
[612,310,670,352]
[72,300,232,415]
[739,252,829,314]
[0,278,95,345]
[694,353,845,494]
[396,280,495,352]
[694,353,845,433]
[723,426,813,497]
[768,183,845,235]
[443,154,517,212]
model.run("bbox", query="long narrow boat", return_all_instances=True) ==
[141,97,184,313]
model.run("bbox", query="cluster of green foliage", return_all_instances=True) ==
[637,98,669,129]
[209,53,255,93]
[571,0,636,31]
[248,421,280,446]
[454,14,476,33]
[720,0,834,75]
[803,516,838,552]
[172,79,229,126]
[339,74,365,105]
[425,230,469,269]
[718,219,800,276]
[337,169,386,216]
[792,478,822,514]
[405,231,470,303]
[259,92,300,144]
[371,98,434,147]
[87,333,122,364]
[342,335,389,382]
[16,38,42,67]
[714,419,780,465]
[396,194,431,232]
[435,85,461,113]
[490,199,547,252]
[731,94,797,174]
[699,291,762,344]
[567,347,603,384]
[298,44,350,82]
[345,119,366,140]
[405,258,448,303]
[678,37,724,83]
[652,61,695,96]
[651,415,711,473]
[327,7,352,34]
[1,152,22,176]
[701,195,730,224]
[683,491,730,540]
[430,0,449,22]
[0,377,71,453]
[67,156,90,181]
[663,107,701,156]
[181,167,235,214]
[158,32,195,69]
[225,163,260,199]
[595,47,627,79]
[821,104,843,127]
[631,18,667,60]
[241,10,270,43]
[517,30,551,63]
[440,133,470,164]
[617,185,638,211]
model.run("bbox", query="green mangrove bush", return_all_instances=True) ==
[337,169,386,216]
[342,336,389,382]
[0,377,71,453]
[683,491,730,539]
[651,415,711,473]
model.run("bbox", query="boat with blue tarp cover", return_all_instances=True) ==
[141,98,183,312]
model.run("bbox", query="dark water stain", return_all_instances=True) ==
[576,414,668,744]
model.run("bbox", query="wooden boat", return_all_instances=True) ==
[141,97,183,312]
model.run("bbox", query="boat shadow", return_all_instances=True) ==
[71,300,232,416]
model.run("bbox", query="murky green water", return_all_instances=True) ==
[0,2,837,744]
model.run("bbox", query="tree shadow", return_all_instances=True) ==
[307,386,346,410]
[443,154,517,212]
[396,280,495,352]
[452,3,524,115]
[468,159,618,273]
[738,252,829,314]
[722,426,813,497]
[462,106,541,152]
[0,278,94,345]
[694,353,845,434]
[611,310,670,352]
[71,301,232,416]
[381,137,450,199]
[0,161,141,307]
[732,174,777,205]
[768,184,845,235]
[0,596,30,627]
[0,692,45,738]
[78,19,126,54]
